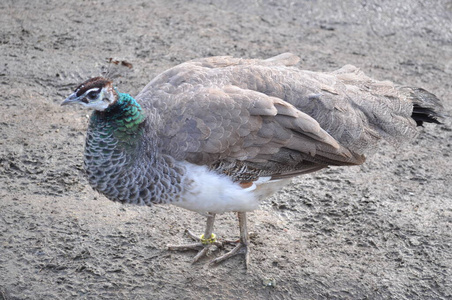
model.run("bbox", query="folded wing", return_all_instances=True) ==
[136,54,419,180]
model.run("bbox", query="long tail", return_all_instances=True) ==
[407,88,444,126]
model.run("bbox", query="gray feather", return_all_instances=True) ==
[136,53,441,180]
[82,53,442,203]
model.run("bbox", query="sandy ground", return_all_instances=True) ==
[1,0,452,299]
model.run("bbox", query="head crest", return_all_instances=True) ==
[75,77,112,97]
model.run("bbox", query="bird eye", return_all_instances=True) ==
[87,91,98,100]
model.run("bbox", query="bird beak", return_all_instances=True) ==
[61,92,79,106]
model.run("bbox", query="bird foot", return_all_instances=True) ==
[167,230,223,263]
[209,240,250,268]
[167,229,248,266]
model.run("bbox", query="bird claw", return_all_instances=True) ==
[168,212,251,268]
[167,242,204,251]
[209,241,250,268]
[167,229,250,267]
[167,230,223,263]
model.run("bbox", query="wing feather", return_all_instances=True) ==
[135,54,417,180]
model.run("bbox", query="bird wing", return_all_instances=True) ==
[135,53,417,180]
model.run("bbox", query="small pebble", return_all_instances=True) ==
[262,278,276,288]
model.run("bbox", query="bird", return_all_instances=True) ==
[61,53,442,268]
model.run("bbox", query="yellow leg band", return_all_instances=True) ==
[199,233,217,245]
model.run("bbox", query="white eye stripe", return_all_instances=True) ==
[83,88,101,97]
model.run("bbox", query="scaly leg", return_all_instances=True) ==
[210,212,250,268]
[168,213,223,262]
[168,212,251,267]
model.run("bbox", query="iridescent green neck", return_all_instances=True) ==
[92,92,146,143]
[107,92,145,127]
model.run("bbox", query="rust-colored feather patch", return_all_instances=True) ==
[239,181,253,189]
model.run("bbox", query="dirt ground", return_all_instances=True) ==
[1,0,451,299]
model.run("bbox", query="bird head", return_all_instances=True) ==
[61,77,118,111]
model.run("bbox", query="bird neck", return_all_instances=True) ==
[85,92,184,206]
[101,92,146,141]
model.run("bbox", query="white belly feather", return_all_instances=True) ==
[173,162,291,214]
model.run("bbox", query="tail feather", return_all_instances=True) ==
[408,88,444,126]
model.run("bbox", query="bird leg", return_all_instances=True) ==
[168,213,224,262]
[210,212,250,268]
[168,212,251,267]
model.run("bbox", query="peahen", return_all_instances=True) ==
[62,53,443,267]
